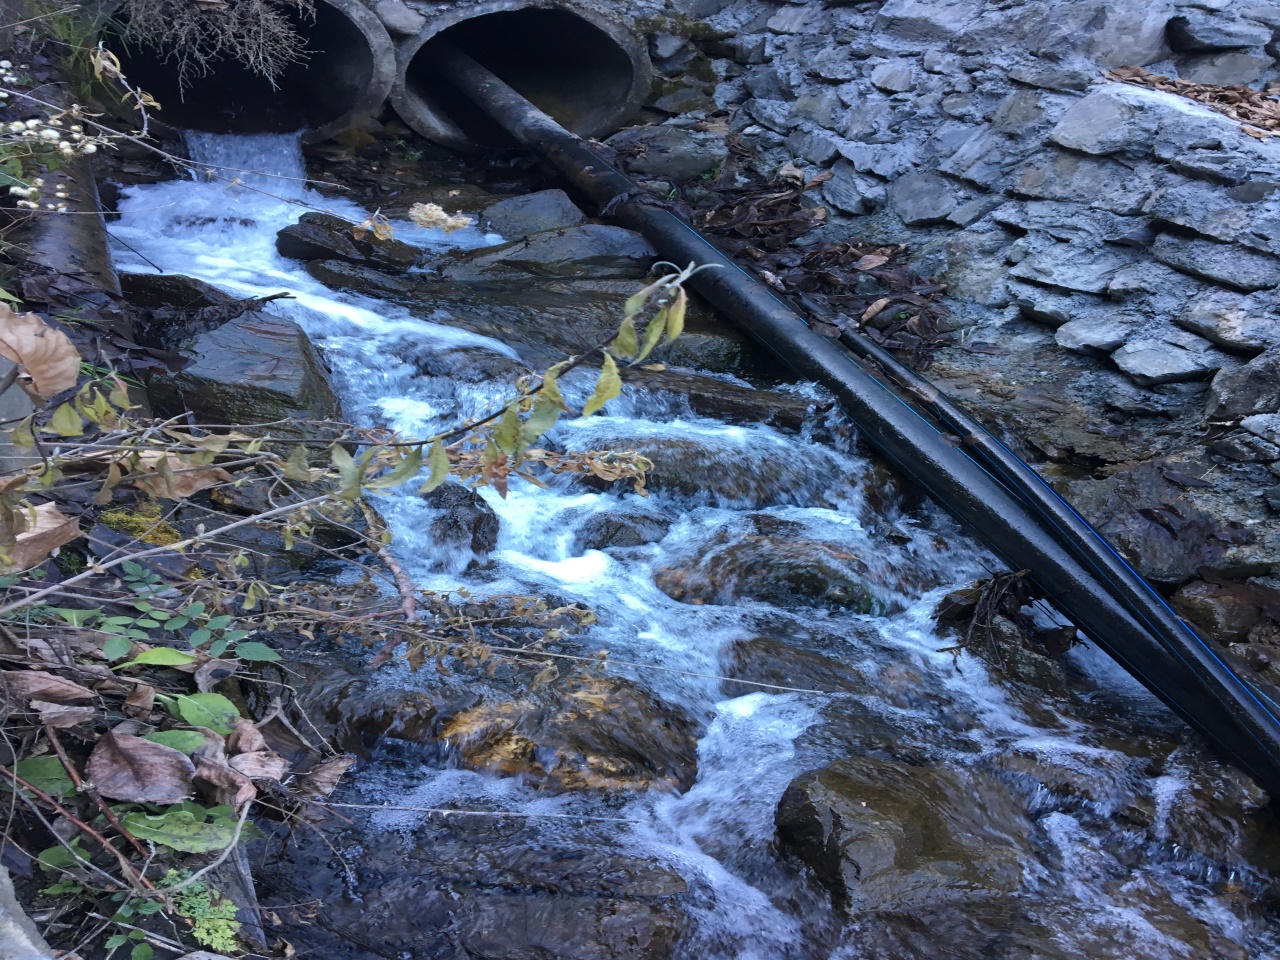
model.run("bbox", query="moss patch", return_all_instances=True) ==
[100,501,181,546]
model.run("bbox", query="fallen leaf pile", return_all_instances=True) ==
[1106,65,1280,138]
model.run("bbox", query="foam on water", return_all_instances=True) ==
[105,133,1279,959]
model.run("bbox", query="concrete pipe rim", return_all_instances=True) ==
[390,0,653,152]
[105,0,395,144]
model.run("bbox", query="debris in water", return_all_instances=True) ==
[408,202,474,233]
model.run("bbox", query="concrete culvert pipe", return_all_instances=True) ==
[391,0,652,151]
[110,0,395,142]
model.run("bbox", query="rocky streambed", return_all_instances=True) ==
[65,104,1277,957]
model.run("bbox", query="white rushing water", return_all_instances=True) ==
[106,133,1278,960]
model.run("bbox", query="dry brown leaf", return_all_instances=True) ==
[1,503,82,574]
[295,754,354,798]
[86,731,196,804]
[228,750,288,781]
[194,658,238,692]
[29,699,95,728]
[861,297,892,323]
[193,758,256,810]
[2,669,95,704]
[853,254,890,272]
[0,306,80,400]
[227,717,268,754]
[130,453,234,501]
[257,712,320,774]
[124,683,156,719]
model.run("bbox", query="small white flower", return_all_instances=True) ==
[38,128,59,140]
[0,92,9,99]
[0,60,12,69]
[32,178,42,186]
[81,144,96,154]
[24,119,38,129]
[70,125,82,133]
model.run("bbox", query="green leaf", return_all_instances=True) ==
[223,629,250,643]
[331,444,363,500]
[366,445,423,490]
[118,648,196,669]
[492,404,522,456]
[521,394,562,447]
[134,900,163,916]
[128,928,146,940]
[418,438,450,495]
[120,809,240,854]
[40,880,83,895]
[132,942,153,960]
[208,638,229,658]
[284,443,311,481]
[206,615,233,631]
[143,730,207,755]
[103,635,133,661]
[581,354,622,417]
[10,756,75,798]
[233,641,280,662]
[168,693,240,735]
[180,602,206,619]
[47,402,83,438]
[189,628,212,647]
[165,616,189,631]
[51,607,96,627]
[37,840,87,872]
[105,934,128,951]
[610,316,638,359]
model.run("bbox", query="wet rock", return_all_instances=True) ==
[574,509,672,552]
[148,313,340,437]
[625,366,821,430]
[1173,579,1262,642]
[607,126,728,181]
[275,212,419,272]
[775,757,1032,913]
[1151,234,1280,292]
[439,676,702,793]
[420,482,500,557]
[480,189,586,240]
[1111,333,1227,385]
[406,343,524,382]
[1211,429,1280,462]
[1064,460,1251,583]
[1168,12,1272,51]
[1177,290,1279,354]
[1207,347,1280,417]
[120,271,232,312]
[889,171,957,226]
[721,637,873,697]
[652,519,896,613]
[435,225,656,280]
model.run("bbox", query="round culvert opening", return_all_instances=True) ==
[111,0,394,142]
[391,0,652,151]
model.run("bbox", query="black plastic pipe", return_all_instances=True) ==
[431,43,1280,796]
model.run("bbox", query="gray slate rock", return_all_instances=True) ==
[1011,149,1155,216]
[1152,234,1280,291]
[889,171,957,226]
[372,0,424,37]
[481,190,586,240]
[744,98,797,135]
[875,0,982,41]
[1207,347,1280,416]
[1112,335,1226,385]
[276,212,419,272]
[1144,182,1259,248]
[870,60,916,92]
[1008,243,1137,294]
[822,160,885,215]
[1243,413,1280,445]
[1167,12,1273,51]
[607,126,729,181]
[437,225,656,281]
[1056,315,1134,353]
[1178,51,1272,85]
[787,129,840,165]
[1177,291,1279,353]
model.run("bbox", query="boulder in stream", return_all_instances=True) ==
[275,211,420,272]
[434,224,656,280]
[440,675,702,793]
[775,757,1033,914]
[481,188,587,239]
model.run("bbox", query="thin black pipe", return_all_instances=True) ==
[431,43,1280,795]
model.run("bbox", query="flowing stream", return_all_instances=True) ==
[105,133,1280,960]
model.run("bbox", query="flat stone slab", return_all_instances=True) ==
[1112,336,1225,385]
[481,190,586,240]
[1152,234,1280,291]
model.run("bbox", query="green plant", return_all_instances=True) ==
[161,870,242,953]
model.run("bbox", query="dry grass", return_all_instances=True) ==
[120,0,315,92]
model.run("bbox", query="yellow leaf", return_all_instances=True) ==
[283,444,311,481]
[366,445,423,490]
[331,444,363,500]
[636,307,667,363]
[418,438,450,494]
[611,317,638,359]
[47,402,83,438]
[665,287,687,342]
[581,355,622,417]
[492,404,522,456]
